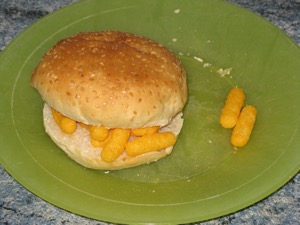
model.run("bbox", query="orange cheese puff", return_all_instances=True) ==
[51,108,76,134]
[126,132,176,157]
[91,131,112,148]
[60,117,77,134]
[90,125,109,142]
[231,105,257,147]
[131,126,160,136]
[101,128,130,163]
[91,138,103,148]
[51,108,63,125]
[220,87,246,128]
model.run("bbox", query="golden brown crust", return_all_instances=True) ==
[31,30,187,128]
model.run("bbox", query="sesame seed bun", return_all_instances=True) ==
[31,30,187,170]
[31,30,187,128]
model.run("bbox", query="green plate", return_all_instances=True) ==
[0,0,299,224]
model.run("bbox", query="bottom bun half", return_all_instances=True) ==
[43,103,184,170]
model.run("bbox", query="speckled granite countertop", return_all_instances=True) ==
[0,0,299,224]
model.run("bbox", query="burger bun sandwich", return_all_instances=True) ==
[31,30,187,170]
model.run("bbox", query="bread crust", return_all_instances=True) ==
[32,30,187,128]
[43,103,184,170]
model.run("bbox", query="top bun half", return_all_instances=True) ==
[31,30,187,128]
